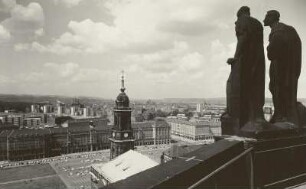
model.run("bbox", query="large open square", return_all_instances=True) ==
[0,144,171,189]
[0,164,66,189]
[49,145,171,189]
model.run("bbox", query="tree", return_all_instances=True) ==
[156,110,168,117]
[183,109,193,120]
[171,109,179,116]
[143,110,156,120]
[55,116,73,125]
[135,114,144,122]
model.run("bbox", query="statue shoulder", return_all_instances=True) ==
[235,16,249,31]
[271,23,287,34]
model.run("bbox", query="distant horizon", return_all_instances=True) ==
[2,92,306,102]
[0,92,227,100]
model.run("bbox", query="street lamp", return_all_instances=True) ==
[66,130,71,154]
[89,121,95,152]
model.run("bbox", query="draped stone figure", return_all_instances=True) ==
[222,6,265,134]
[264,10,302,125]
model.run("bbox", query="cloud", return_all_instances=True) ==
[8,0,301,99]
[41,62,112,84]
[34,27,44,37]
[15,0,238,55]
[157,1,235,36]
[10,3,43,22]
[126,41,191,74]
[44,62,79,78]
[1,2,44,42]
[0,0,16,13]
[0,61,112,96]
[15,19,123,53]
[53,0,84,8]
[0,74,12,85]
[14,42,29,51]
[210,39,236,84]
[122,40,210,95]
[210,39,235,64]
[0,24,10,42]
[1,59,115,96]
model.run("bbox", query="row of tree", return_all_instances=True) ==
[135,108,194,121]
[0,101,32,113]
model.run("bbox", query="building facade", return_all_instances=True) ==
[133,118,171,146]
[23,117,42,129]
[67,117,108,128]
[196,103,204,113]
[6,115,23,127]
[153,118,171,145]
[2,129,52,161]
[0,117,170,161]
[167,118,221,143]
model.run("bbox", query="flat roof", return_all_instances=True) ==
[92,150,158,183]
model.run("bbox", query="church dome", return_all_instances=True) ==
[116,89,130,108]
[115,71,130,108]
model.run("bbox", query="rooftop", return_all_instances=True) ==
[165,144,203,158]
[131,121,154,129]
[92,150,158,183]
[167,118,219,127]
[9,129,50,137]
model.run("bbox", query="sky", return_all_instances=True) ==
[0,0,305,99]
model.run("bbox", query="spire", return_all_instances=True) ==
[116,70,130,108]
[121,70,125,92]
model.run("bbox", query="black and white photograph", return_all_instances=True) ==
[0,0,306,188]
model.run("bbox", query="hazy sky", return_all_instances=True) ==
[0,0,305,99]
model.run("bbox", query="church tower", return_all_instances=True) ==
[109,71,134,159]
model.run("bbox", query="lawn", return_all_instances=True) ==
[0,175,66,189]
[0,164,56,183]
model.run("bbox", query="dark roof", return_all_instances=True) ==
[166,118,204,126]
[95,125,112,131]
[68,125,90,132]
[131,119,170,129]
[165,144,203,158]
[10,129,50,138]
[132,121,154,129]
[0,124,112,138]
[104,140,244,189]
[155,119,170,128]
[0,130,13,138]
[49,127,68,134]
[116,91,130,108]
[0,123,18,130]
[68,117,108,123]
[69,124,113,132]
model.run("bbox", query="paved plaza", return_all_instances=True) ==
[50,144,171,189]
[0,144,172,189]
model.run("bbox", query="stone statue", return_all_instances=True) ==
[264,10,302,125]
[223,6,265,131]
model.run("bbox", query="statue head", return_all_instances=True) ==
[237,6,250,17]
[264,10,280,27]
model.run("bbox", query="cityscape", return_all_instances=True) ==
[0,84,227,188]
[0,74,283,189]
[1,0,306,189]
